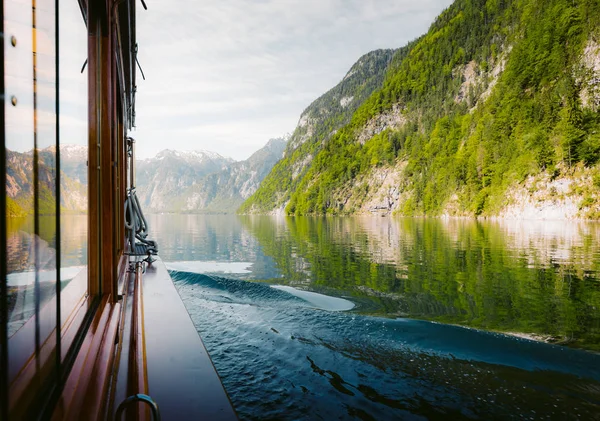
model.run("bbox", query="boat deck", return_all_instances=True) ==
[141,257,237,420]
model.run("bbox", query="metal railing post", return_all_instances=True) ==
[115,393,161,421]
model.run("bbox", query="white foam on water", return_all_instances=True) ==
[7,266,85,287]
[271,285,355,311]
[165,260,253,274]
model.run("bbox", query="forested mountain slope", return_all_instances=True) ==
[238,49,397,214]
[6,147,87,216]
[242,0,600,219]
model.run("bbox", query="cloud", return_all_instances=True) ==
[6,0,454,160]
[5,0,88,150]
[133,0,453,160]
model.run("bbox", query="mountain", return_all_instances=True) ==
[238,49,396,214]
[135,149,234,211]
[56,144,88,185]
[6,149,37,216]
[136,137,288,213]
[5,139,286,217]
[241,0,600,220]
[6,146,87,216]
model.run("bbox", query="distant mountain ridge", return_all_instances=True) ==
[5,137,287,216]
[6,146,87,216]
[136,137,288,213]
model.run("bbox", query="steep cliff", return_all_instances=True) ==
[242,0,600,220]
[136,137,287,213]
[6,146,87,215]
[238,49,397,214]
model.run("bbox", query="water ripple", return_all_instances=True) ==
[172,270,600,420]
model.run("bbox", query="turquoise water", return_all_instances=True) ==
[149,214,600,420]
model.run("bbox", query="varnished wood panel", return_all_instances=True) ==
[99,2,114,298]
[87,13,100,297]
[131,264,149,420]
[51,295,121,421]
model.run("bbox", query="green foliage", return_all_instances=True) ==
[580,196,595,210]
[239,49,396,214]
[279,0,600,216]
[593,171,600,189]
[6,197,25,217]
[241,216,600,350]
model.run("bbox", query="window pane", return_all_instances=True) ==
[6,1,59,335]
[35,0,59,352]
[5,0,59,409]
[5,0,36,344]
[59,0,88,317]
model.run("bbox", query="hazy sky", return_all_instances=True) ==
[133,0,454,160]
[5,0,453,159]
[5,0,87,153]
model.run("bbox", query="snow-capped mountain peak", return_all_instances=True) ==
[153,149,234,164]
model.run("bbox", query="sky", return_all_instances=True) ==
[4,0,453,160]
[133,0,454,160]
[5,0,88,152]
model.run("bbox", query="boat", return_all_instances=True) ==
[1,0,237,419]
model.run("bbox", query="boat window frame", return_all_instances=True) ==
[1,0,107,418]
[1,0,134,416]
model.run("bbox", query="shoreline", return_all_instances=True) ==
[239,211,600,222]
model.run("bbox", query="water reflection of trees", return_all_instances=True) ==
[148,214,278,280]
[241,216,600,351]
[7,215,88,337]
[7,217,56,337]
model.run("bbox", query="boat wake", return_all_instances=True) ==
[170,270,600,420]
[170,270,355,311]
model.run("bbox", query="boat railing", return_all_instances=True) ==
[115,394,161,421]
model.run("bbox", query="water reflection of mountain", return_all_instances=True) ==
[7,216,88,337]
[7,215,88,272]
[148,214,280,281]
[240,216,600,351]
[350,217,600,272]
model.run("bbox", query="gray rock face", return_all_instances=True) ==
[5,139,287,215]
[239,48,396,214]
[6,146,88,213]
[136,137,288,213]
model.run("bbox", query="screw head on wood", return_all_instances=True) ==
[11,36,17,47]
[11,96,17,106]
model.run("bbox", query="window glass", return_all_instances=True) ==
[4,0,90,416]
[35,0,59,354]
[5,0,36,342]
[5,0,59,412]
[59,0,88,317]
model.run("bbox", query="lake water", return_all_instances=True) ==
[7,215,88,337]
[148,214,600,420]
